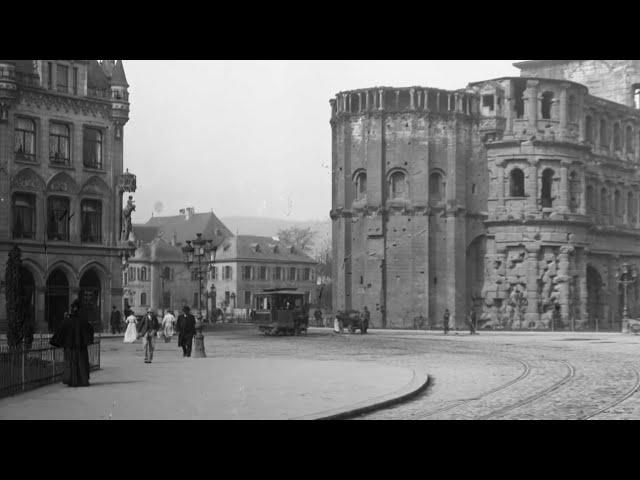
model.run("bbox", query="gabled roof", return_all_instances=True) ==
[233,235,316,264]
[110,60,129,87]
[144,211,233,248]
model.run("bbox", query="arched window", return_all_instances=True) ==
[541,169,555,208]
[614,123,621,151]
[389,171,407,199]
[140,267,147,281]
[601,188,609,214]
[626,125,634,153]
[569,171,580,213]
[429,171,444,203]
[354,171,367,201]
[615,190,622,217]
[509,168,525,197]
[568,95,577,123]
[586,185,595,212]
[600,119,608,148]
[541,92,554,120]
[140,292,147,306]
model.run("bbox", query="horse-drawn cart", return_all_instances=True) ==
[335,310,368,334]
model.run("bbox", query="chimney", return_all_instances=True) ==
[185,207,195,220]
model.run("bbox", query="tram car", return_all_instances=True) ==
[254,289,309,336]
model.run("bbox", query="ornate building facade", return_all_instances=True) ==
[331,60,640,331]
[0,60,136,333]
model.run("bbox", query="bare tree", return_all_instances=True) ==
[277,227,316,255]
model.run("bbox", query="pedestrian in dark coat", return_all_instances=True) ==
[177,306,196,357]
[468,309,477,335]
[110,306,122,334]
[137,308,160,363]
[50,299,94,387]
[443,309,450,335]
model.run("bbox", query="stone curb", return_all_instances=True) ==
[290,364,430,421]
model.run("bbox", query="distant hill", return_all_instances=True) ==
[220,216,331,258]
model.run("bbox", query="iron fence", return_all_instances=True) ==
[0,340,100,399]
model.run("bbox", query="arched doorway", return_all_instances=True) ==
[46,269,69,333]
[466,235,486,315]
[80,269,102,332]
[586,266,605,331]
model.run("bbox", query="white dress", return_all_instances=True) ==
[123,315,138,343]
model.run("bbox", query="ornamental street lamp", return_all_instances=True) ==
[182,233,217,357]
[615,263,637,333]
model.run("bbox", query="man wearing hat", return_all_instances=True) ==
[137,308,160,363]
[176,306,196,358]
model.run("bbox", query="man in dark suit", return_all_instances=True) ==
[137,308,160,363]
[177,306,196,358]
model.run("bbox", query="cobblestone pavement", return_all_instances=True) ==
[170,325,640,420]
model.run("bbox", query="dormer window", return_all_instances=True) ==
[56,64,69,94]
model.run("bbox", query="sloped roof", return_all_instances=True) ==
[132,243,152,262]
[144,212,233,248]
[133,224,160,244]
[87,60,110,90]
[111,60,129,87]
[150,237,183,262]
[234,235,316,264]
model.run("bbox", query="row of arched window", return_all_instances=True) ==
[584,115,638,153]
[507,167,580,212]
[585,184,638,222]
[353,170,446,203]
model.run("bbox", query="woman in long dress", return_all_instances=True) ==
[50,299,93,387]
[162,310,176,343]
[123,311,138,343]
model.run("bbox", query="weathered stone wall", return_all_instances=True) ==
[516,60,640,109]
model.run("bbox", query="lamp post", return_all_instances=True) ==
[615,263,637,333]
[159,267,171,317]
[182,233,217,357]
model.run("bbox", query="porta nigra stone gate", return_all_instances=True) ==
[330,60,640,331]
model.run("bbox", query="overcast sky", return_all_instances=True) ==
[123,60,523,223]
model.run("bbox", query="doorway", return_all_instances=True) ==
[586,266,605,330]
[80,269,102,332]
[46,269,69,333]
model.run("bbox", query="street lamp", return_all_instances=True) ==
[182,233,217,357]
[159,267,171,317]
[615,263,637,333]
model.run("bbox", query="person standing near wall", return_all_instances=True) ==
[443,309,450,335]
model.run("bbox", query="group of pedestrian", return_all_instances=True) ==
[121,306,198,363]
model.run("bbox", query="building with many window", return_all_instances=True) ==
[0,60,136,333]
[127,209,317,318]
[331,60,640,331]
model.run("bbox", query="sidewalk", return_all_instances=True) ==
[0,339,428,420]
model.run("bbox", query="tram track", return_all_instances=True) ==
[476,360,576,419]
[411,357,532,419]
[580,365,640,420]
